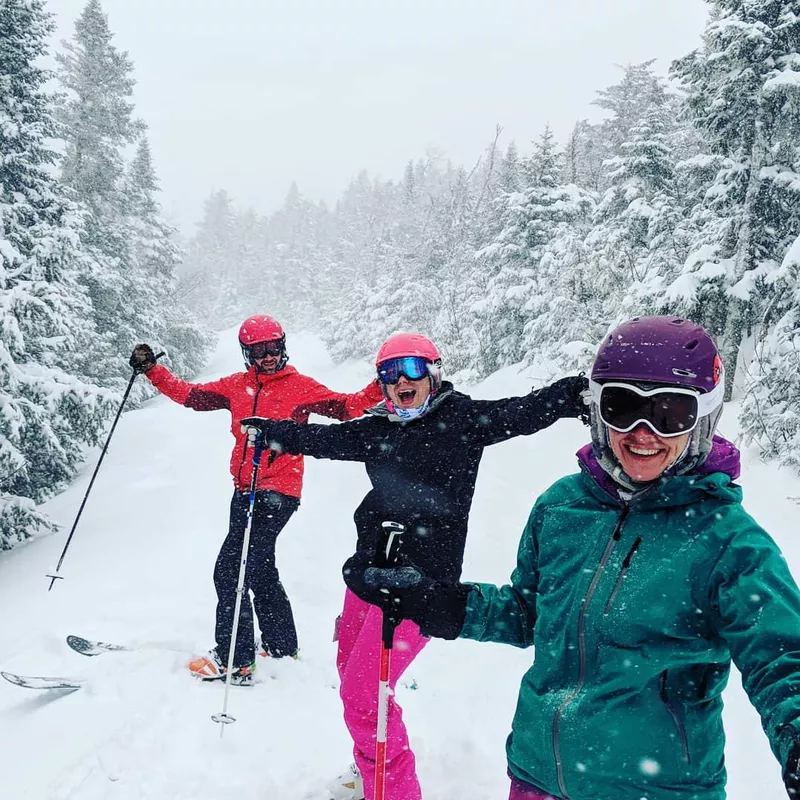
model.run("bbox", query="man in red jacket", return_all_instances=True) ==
[129,315,382,684]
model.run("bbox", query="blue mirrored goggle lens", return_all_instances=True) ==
[377,356,429,384]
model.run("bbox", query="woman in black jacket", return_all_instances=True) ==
[243,332,587,800]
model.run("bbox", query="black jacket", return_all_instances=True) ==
[265,380,584,582]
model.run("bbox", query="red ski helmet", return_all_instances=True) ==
[375,333,442,399]
[238,315,287,370]
[239,315,284,345]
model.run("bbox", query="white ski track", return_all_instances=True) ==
[1,671,83,692]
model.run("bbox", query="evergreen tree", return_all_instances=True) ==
[56,0,149,385]
[740,234,800,467]
[124,137,213,379]
[587,101,683,316]
[0,0,112,547]
[179,189,239,327]
[672,1,800,397]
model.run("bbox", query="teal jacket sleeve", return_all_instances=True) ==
[458,504,541,647]
[706,507,800,767]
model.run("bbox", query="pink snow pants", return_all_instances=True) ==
[337,589,429,800]
[508,774,561,800]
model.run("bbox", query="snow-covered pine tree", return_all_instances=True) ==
[739,234,800,468]
[563,120,604,191]
[124,137,213,378]
[56,0,152,386]
[0,0,113,548]
[475,127,571,374]
[586,96,684,320]
[179,189,240,327]
[672,1,800,397]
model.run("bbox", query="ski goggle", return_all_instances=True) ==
[377,356,430,385]
[589,379,723,438]
[247,340,284,359]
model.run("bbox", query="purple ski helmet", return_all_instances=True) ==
[591,316,723,394]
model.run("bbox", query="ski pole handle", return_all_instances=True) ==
[376,521,406,647]
[376,520,405,568]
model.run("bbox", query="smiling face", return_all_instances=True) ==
[608,424,690,483]
[254,353,281,373]
[386,375,431,410]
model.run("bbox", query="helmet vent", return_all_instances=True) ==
[685,339,699,350]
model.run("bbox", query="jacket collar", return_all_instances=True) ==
[576,435,742,508]
[247,364,297,385]
[367,381,455,422]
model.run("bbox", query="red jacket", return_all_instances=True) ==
[146,364,383,497]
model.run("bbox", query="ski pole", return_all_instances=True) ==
[374,520,406,800]
[212,428,266,735]
[46,353,164,591]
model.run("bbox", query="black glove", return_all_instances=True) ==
[130,344,157,374]
[343,551,471,640]
[240,416,280,449]
[543,374,590,425]
[785,740,800,797]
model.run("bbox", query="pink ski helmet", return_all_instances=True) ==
[375,333,441,365]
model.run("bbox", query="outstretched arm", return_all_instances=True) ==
[467,375,589,447]
[292,375,383,421]
[339,502,542,644]
[145,364,233,411]
[707,512,800,781]
[242,415,379,462]
[458,504,540,647]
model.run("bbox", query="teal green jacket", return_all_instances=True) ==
[461,463,800,799]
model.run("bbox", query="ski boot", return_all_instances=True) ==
[328,763,364,800]
[256,640,300,660]
[188,647,255,686]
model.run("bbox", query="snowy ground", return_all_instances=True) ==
[0,329,796,799]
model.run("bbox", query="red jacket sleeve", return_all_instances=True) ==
[292,376,382,421]
[146,364,232,411]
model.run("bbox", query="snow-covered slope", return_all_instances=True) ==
[0,330,794,799]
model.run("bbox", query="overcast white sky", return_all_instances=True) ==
[48,0,709,233]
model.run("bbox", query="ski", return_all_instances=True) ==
[66,634,131,657]
[1,670,83,692]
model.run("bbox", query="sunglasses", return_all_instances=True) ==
[589,380,723,438]
[248,340,284,359]
[377,356,430,385]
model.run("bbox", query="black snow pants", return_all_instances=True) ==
[214,490,300,665]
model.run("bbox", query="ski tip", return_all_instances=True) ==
[66,635,94,654]
[1,671,83,691]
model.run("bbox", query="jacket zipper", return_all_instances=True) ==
[659,670,690,764]
[237,382,263,487]
[603,536,642,615]
[552,505,630,799]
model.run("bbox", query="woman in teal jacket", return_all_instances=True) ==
[348,316,800,800]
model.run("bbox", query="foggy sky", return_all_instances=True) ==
[48,0,709,233]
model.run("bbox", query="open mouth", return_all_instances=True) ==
[396,388,417,406]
